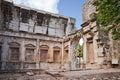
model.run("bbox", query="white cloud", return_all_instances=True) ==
[13,0,59,13]
[79,38,83,46]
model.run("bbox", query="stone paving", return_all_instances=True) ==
[61,68,120,77]
[0,68,120,80]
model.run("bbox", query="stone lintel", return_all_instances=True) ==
[81,20,90,28]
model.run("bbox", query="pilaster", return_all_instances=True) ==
[20,40,25,69]
[1,39,8,70]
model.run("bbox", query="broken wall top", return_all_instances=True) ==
[1,0,76,37]
[3,0,71,21]
[82,0,97,23]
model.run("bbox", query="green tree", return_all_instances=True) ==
[97,0,120,40]
[77,44,83,58]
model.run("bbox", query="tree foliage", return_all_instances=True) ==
[97,0,120,40]
[77,44,83,58]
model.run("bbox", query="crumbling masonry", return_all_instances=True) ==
[0,0,120,71]
[0,0,82,70]
[82,0,120,69]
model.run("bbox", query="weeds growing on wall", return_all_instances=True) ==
[96,0,120,40]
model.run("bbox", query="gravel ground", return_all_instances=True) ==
[61,68,120,77]
[0,68,120,80]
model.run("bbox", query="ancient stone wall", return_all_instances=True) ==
[82,0,120,69]
[109,33,120,66]
[82,0,97,23]
[82,0,111,69]
[1,0,76,37]
[0,0,77,71]
[0,32,64,70]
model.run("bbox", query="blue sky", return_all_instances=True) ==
[13,0,87,29]
[58,0,87,29]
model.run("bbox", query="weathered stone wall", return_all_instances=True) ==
[109,34,120,66]
[82,0,99,68]
[0,0,3,30]
[1,0,76,37]
[0,33,64,70]
[62,30,82,70]
[82,20,102,69]
[0,0,77,71]
[113,40,120,62]
[82,0,111,69]
[82,0,96,23]
[66,17,76,35]
[82,0,120,69]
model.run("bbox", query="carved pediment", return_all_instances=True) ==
[9,42,20,47]
[53,46,61,50]
[25,44,35,48]
[40,45,49,49]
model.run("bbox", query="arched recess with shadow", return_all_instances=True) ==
[39,45,49,62]
[53,46,61,63]
[64,45,69,63]
[8,42,20,61]
[25,44,36,61]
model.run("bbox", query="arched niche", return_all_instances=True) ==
[53,46,61,62]
[39,45,49,62]
[25,44,36,61]
[8,42,20,61]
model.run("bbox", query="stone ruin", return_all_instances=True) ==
[0,0,120,72]
[0,0,80,71]
[82,0,120,69]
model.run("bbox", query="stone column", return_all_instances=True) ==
[68,40,74,70]
[93,36,98,63]
[47,45,53,70]
[61,41,64,70]
[35,39,39,69]
[49,45,53,62]
[83,37,87,63]
[1,38,9,70]
[20,40,25,69]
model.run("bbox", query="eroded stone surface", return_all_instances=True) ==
[0,0,78,71]
[0,0,120,72]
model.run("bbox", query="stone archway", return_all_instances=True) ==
[63,29,83,70]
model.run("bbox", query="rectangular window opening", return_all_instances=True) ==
[40,49,48,62]
[21,9,29,23]
[25,49,34,61]
[53,50,60,62]
[37,13,44,26]
[10,47,19,61]
[3,4,12,22]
